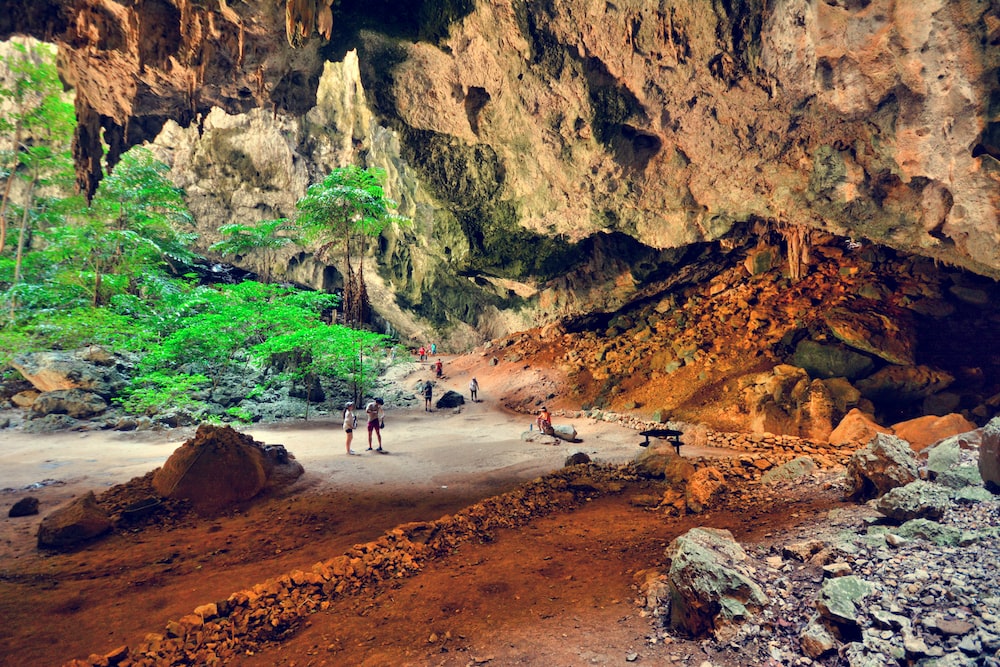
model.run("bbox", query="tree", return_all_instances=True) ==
[208,218,300,283]
[251,323,389,416]
[0,40,72,255]
[295,165,405,326]
[81,147,196,305]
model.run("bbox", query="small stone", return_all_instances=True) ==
[823,562,853,578]
[933,618,975,636]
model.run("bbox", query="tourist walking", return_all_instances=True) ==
[435,358,444,378]
[365,398,385,451]
[343,401,358,455]
[469,377,479,402]
[418,345,426,361]
[424,381,433,411]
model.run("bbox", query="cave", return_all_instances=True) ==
[1,1,999,666]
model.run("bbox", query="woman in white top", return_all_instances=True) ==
[343,401,357,455]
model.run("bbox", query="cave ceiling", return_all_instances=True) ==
[3,0,1000,282]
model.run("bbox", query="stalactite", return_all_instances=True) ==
[781,224,811,281]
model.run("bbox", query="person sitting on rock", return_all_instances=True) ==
[536,406,552,434]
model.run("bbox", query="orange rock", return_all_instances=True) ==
[890,413,979,451]
[828,408,891,447]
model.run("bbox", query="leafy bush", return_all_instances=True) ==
[115,371,211,416]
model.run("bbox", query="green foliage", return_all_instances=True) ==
[296,165,407,324]
[251,324,389,405]
[137,282,339,380]
[209,218,300,283]
[225,405,254,423]
[0,57,401,424]
[115,371,210,417]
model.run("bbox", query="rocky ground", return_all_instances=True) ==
[2,350,997,667]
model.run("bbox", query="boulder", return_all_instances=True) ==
[685,466,727,514]
[8,497,40,517]
[635,446,696,482]
[875,480,954,522]
[663,527,768,639]
[11,347,126,398]
[800,616,838,658]
[890,413,978,452]
[31,389,108,419]
[893,519,963,547]
[435,390,465,409]
[815,575,874,640]
[856,365,955,406]
[564,452,591,466]
[37,491,113,550]
[760,456,816,485]
[11,389,39,408]
[551,423,578,441]
[791,339,875,381]
[845,433,920,501]
[981,416,1000,494]
[823,303,916,365]
[828,408,891,447]
[152,424,302,513]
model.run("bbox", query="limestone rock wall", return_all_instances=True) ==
[4,0,999,345]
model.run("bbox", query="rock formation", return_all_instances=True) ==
[152,424,304,513]
[3,1,998,345]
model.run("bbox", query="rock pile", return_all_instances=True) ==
[637,425,1000,666]
[61,422,1000,667]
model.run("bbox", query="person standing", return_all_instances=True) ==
[417,345,426,361]
[365,398,385,451]
[424,381,433,411]
[469,377,479,402]
[343,401,358,455]
[435,359,443,378]
[430,342,437,355]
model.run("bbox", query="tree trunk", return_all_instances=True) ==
[10,174,37,316]
[0,123,24,254]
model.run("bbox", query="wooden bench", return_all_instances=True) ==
[639,428,684,456]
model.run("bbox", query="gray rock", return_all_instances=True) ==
[876,480,954,522]
[894,519,963,547]
[926,439,963,477]
[981,416,1000,494]
[760,456,816,485]
[435,390,465,409]
[663,527,768,639]
[955,486,995,503]
[800,616,838,658]
[551,423,578,441]
[816,575,874,630]
[31,389,108,419]
[37,491,113,549]
[792,339,875,381]
[845,433,920,501]
[936,466,984,490]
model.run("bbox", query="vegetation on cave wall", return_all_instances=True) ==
[0,46,401,419]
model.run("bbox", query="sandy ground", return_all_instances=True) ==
[0,358,712,561]
[0,357,745,667]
